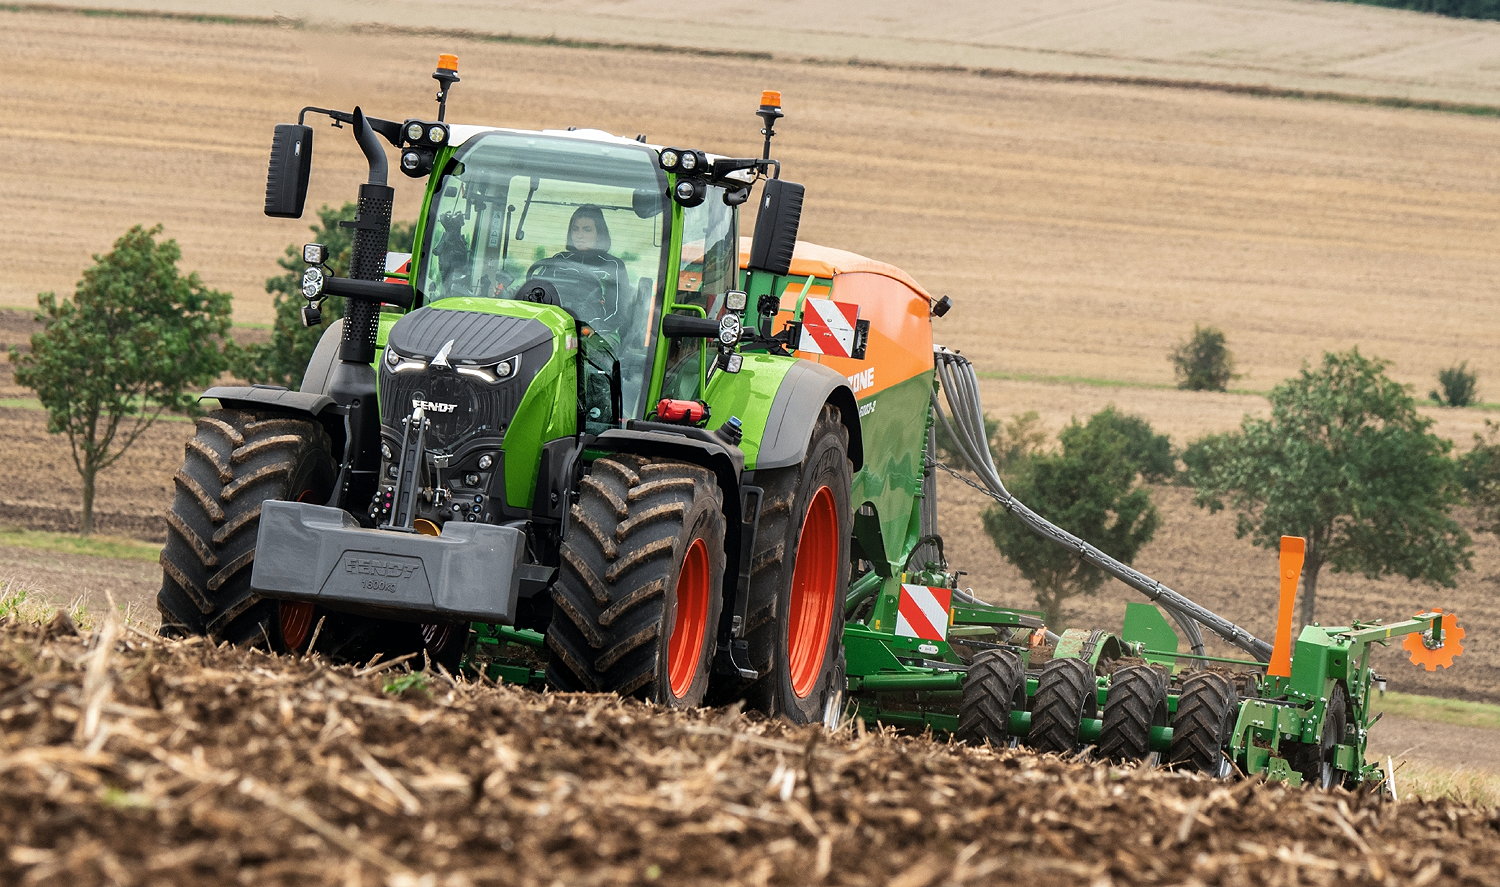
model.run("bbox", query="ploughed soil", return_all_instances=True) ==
[3,613,1499,887]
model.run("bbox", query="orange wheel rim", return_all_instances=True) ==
[788,486,838,698]
[667,537,711,699]
[279,602,315,650]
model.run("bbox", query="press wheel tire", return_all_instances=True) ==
[734,405,853,725]
[958,649,1026,747]
[1099,664,1169,762]
[1168,671,1240,777]
[547,455,725,706]
[157,410,333,647]
[1029,657,1099,754]
[1292,684,1349,789]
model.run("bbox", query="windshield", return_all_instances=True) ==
[418,130,670,419]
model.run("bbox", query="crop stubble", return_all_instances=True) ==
[1,615,1497,886]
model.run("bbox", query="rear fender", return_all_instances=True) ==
[755,361,863,471]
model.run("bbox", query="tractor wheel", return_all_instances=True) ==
[1290,684,1349,789]
[157,410,333,647]
[546,455,725,707]
[957,649,1026,747]
[733,404,853,725]
[1099,664,1168,763]
[1168,671,1240,777]
[1028,657,1099,754]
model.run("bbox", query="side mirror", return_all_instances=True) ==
[265,123,313,218]
[747,179,803,276]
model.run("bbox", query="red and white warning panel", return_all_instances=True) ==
[895,584,953,641]
[798,298,860,357]
[385,251,413,283]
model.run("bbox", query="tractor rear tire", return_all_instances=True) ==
[1029,657,1098,754]
[733,405,853,725]
[1099,664,1168,762]
[1168,671,1240,777]
[547,455,725,707]
[157,410,333,647]
[958,649,1026,747]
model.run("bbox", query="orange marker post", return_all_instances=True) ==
[1268,535,1305,678]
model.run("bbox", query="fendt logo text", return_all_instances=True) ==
[344,558,420,580]
[413,399,458,413]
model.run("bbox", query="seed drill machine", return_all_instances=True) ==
[158,55,1464,788]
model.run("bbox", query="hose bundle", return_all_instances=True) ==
[930,346,1272,663]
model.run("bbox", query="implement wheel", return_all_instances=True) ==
[1168,671,1240,777]
[1099,665,1168,763]
[733,404,852,725]
[157,410,333,647]
[958,649,1026,747]
[1290,684,1349,789]
[547,455,725,706]
[1029,657,1098,754]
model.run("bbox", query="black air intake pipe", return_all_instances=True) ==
[340,107,395,365]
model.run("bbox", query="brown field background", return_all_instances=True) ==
[1,4,1498,712]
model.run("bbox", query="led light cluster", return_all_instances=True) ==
[659,147,708,207]
[382,344,520,384]
[400,118,449,178]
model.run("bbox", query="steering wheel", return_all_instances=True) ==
[525,257,611,325]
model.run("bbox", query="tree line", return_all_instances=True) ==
[1329,0,1500,19]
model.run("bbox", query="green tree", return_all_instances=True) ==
[1182,349,1470,627]
[1430,361,1479,407]
[982,412,1160,627]
[9,225,232,535]
[236,203,415,387]
[1061,405,1175,482]
[1458,419,1500,535]
[1170,324,1236,391]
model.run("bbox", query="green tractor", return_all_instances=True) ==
[158,56,1464,783]
[159,56,862,722]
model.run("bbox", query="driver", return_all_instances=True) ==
[522,205,628,323]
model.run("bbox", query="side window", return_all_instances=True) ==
[678,191,738,317]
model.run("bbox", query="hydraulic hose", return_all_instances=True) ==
[931,346,1273,663]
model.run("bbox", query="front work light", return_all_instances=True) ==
[401,148,436,177]
[659,148,681,171]
[300,266,325,300]
[303,243,328,266]
[672,178,705,207]
[724,290,748,312]
[405,121,425,142]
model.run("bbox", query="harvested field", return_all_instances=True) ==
[3,613,1498,887]
[5,6,1500,396]
[4,8,1500,876]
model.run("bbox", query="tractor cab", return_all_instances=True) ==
[412,127,746,424]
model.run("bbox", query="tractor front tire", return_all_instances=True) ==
[157,410,333,647]
[735,405,853,725]
[547,455,725,707]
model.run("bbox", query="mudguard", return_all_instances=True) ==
[299,318,345,396]
[755,360,863,471]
